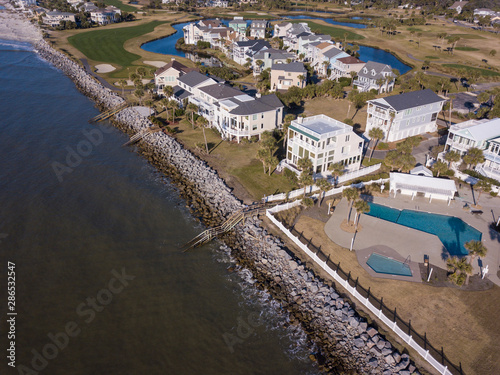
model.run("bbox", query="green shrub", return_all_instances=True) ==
[343,118,354,125]
[463,170,500,185]
[377,142,389,150]
[283,168,298,183]
[490,191,498,197]
[302,197,314,207]
[196,41,211,49]
[338,77,352,87]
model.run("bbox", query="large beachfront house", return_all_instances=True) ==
[285,115,364,175]
[252,48,295,75]
[330,56,365,80]
[444,117,500,180]
[365,89,446,142]
[270,62,306,91]
[228,17,247,34]
[250,20,268,38]
[154,59,196,91]
[353,61,395,94]
[232,39,270,66]
[42,11,76,27]
[172,71,284,142]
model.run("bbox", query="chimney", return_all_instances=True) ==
[297,116,303,124]
[256,93,261,98]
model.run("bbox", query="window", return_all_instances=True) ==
[261,124,264,129]
[252,125,257,130]
[253,114,258,120]
[345,135,350,142]
[431,112,437,121]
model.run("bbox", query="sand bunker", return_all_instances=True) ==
[95,64,116,73]
[144,60,167,68]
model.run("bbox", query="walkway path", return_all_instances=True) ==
[325,189,500,286]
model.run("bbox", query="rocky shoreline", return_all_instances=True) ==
[14,15,423,375]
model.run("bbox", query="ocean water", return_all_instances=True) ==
[0,40,318,374]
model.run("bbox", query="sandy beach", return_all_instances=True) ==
[0,1,42,44]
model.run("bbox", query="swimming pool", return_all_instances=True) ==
[366,203,482,256]
[366,253,412,277]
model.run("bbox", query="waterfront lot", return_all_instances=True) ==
[265,206,500,375]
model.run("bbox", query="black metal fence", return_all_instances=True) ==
[287,224,464,375]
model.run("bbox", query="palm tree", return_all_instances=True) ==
[346,89,359,118]
[328,162,344,187]
[444,150,461,168]
[163,85,174,99]
[118,79,127,96]
[322,60,330,77]
[463,147,485,169]
[368,127,384,161]
[446,256,472,286]
[136,66,147,79]
[297,74,305,88]
[196,116,209,154]
[168,100,179,124]
[282,113,296,143]
[474,180,491,205]
[298,171,314,198]
[257,148,268,173]
[265,155,279,175]
[464,240,488,282]
[353,199,370,230]
[297,157,313,174]
[385,111,396,141]
[432,160,448,177]
[316,178,331,207]
[134,89,145,105]
[185,103,198,129]
[342,187,359,223]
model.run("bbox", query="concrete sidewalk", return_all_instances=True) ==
[324,189,500,286]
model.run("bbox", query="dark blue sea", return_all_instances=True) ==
[0,39,318,374]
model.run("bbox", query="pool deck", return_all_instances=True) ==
[324,185,500,286]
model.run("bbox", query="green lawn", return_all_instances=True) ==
[68,21,167,67]
[452,33,486,39]
[291,20,364,41]
[442,64,500,77]
[455,46,480,51]
[425,55,440,59]
[103,0,137,12]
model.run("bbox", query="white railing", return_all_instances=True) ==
[337,163,382,184]
[266,209,454,375]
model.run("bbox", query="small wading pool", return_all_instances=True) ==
[366,253,412,277]
[366,203,482,257]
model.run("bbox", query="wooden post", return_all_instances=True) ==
[441,347,444,365]
[367,287,371,301]
[380,297,383,311]
[347,271,351,284]
[393,307,397,322]
[408,319,411,336]
[424,332,427,350]
[354,277,359,290]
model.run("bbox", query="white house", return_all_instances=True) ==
[286,115,364,174]
[365,89,447,142]
[353,61,395,94]
[43,11,76,27]
[390,173,457,202]
[448,1,468,14]
[250,20,268,39]
[90,6,121,25]
[232,39,270,66]
[274,22,292,38]
[330,56,365,80]
[173,71,284,142]
[154,59,196,91]
[252,48,295,75]
[444,118,500,180]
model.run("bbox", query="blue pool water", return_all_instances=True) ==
[366,253,412,277]
[366,203,482,256]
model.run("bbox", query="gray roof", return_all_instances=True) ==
[173,85,192,100]
[271,61,306,73]
[358,61,393,80]
[323,47,345,59]
[382,89,446,111]
[251,20,267,28]
[228,94,283,115]
[198,83,242,100]
[177,71,214,87]
[254,48,294,60]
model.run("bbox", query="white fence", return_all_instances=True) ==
[337,163,382,184]
[266,207,455,375]
[263,177,389,203]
